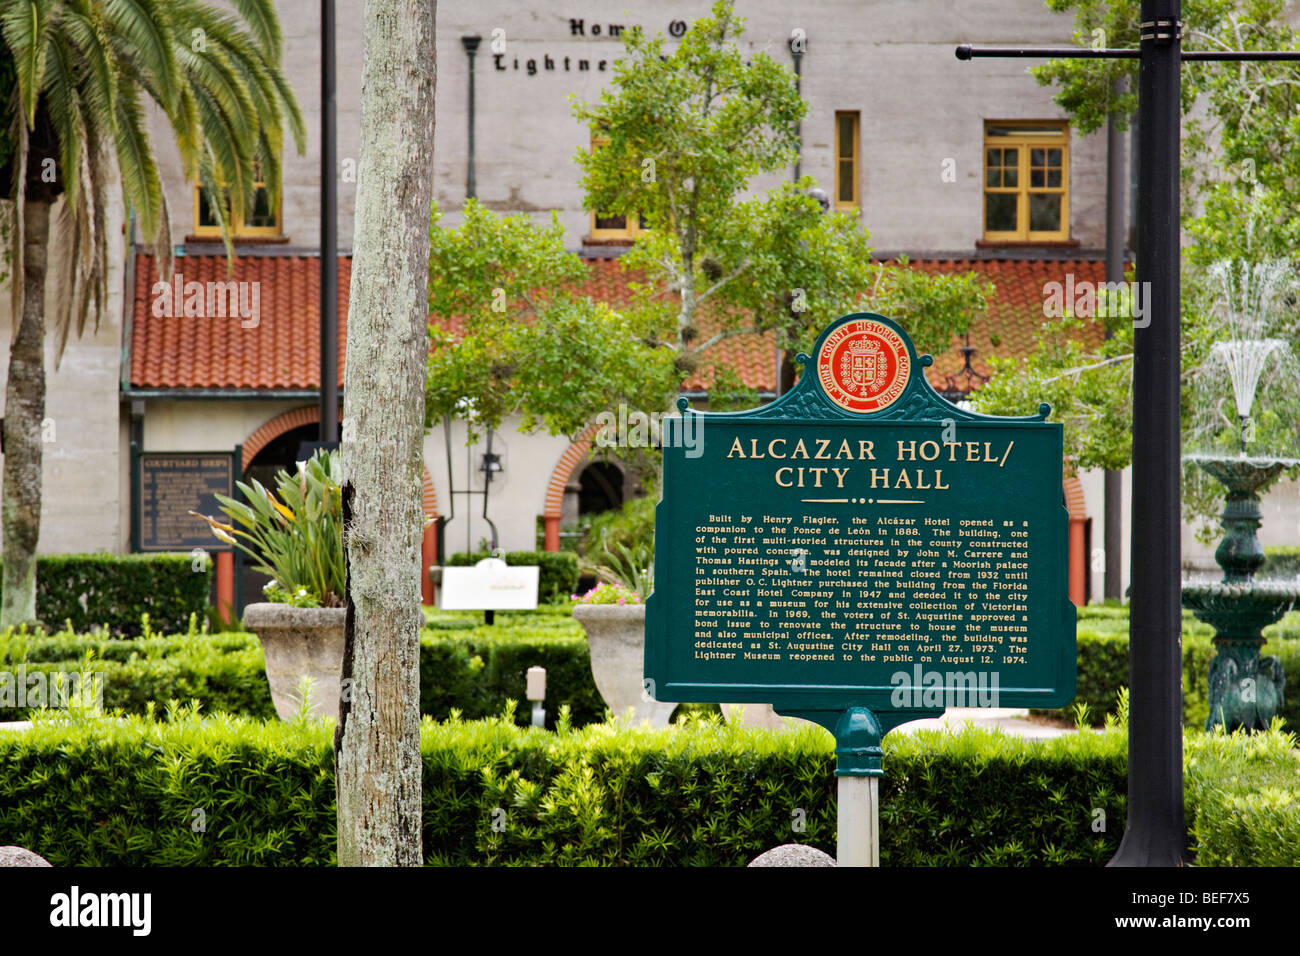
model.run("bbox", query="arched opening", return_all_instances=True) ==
[245,422,319,488]
[577,461,625,516]
[542,426,599,551]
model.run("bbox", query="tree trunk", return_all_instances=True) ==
[1,198,49,629]
[334,0,436,867]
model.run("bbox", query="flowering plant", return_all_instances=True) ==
[193,449,345,608]
[570,582,643,606]
[586,538,654,599]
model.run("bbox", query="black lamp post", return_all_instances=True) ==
[319,0,338,446]
[463,36,482,199]
[789,33,804,182]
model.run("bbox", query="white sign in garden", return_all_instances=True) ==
[439,558,539,610]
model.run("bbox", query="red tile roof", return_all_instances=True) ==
[127,253,1107,395]
[130,254,349,390]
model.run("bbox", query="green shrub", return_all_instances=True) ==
[1266,611,1300,642]
[1262,545,1300,580]
[418,609,603,726]
[0,630,276,721]
[0,708,337,865]
[4,714,1292,866]
[579,493,655,558]
[1038,609,1300,730]
[0,611,603,727]
[12,606,1299,734]
[1062,629,1131,722]
[444,551,579,604]
[9,553,212,637]
[1186,725,1300,866]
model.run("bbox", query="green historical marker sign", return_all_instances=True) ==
[646,313,1076,767]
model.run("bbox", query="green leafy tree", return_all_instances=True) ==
[426,199,679,440]
[572,0,804,349]
[971,316,1135,473]
[1033,0,1300,222]
[572,0,989,398]
[0,1,304,627]
[429,1,990,497]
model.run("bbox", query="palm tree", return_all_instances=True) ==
[0,0,305,626]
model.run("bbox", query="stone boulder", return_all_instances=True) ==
[0,846,51,866]
[748,844,836,867]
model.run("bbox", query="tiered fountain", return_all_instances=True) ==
[1181,259,1300,731]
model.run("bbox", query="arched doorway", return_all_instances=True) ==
[577,461,625,516]
[542,426,598,551]
[245,423,318,490]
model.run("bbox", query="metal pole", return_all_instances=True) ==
[463,36,481,199]
[789,40,803,182]
[836,776,879,867]
[129,400,144,553]
[320,0,339,444]
[1104,76,1126,602]
[233,443,244,618]
[1108,0,1189,866]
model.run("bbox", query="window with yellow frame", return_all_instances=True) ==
[588,135,647,241]
[983,122,1069,242]
[192,168,282,239]
[834,111,860,210]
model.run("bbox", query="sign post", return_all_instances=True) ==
[646,313,1077,865]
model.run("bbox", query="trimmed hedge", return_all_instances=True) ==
[445,551,580,604]
[1263,545,1300,580]
[1,713,1293,866]
[1185,726,1300,866]
[11,603,1298,732]
[0,628,275,721]
[1042,611,1300,729]
[418,609,604,726]
[5,553,212,637]
[0,610,604,726]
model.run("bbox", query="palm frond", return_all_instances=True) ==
[226,0,281,67]
[1,0,55,126]
[110,86,163,239]
[0,0,301,357]
[103,0,180,108]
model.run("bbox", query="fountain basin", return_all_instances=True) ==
[1181,452,1298,731]
[1182,454,1300,496]
[1181,580,1299,641]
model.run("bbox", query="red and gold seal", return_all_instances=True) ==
[816,319,911,413]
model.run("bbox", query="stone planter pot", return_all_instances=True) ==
[572,603,675,727]
[242,603,346,721]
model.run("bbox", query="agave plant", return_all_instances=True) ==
[194,449,345,607]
